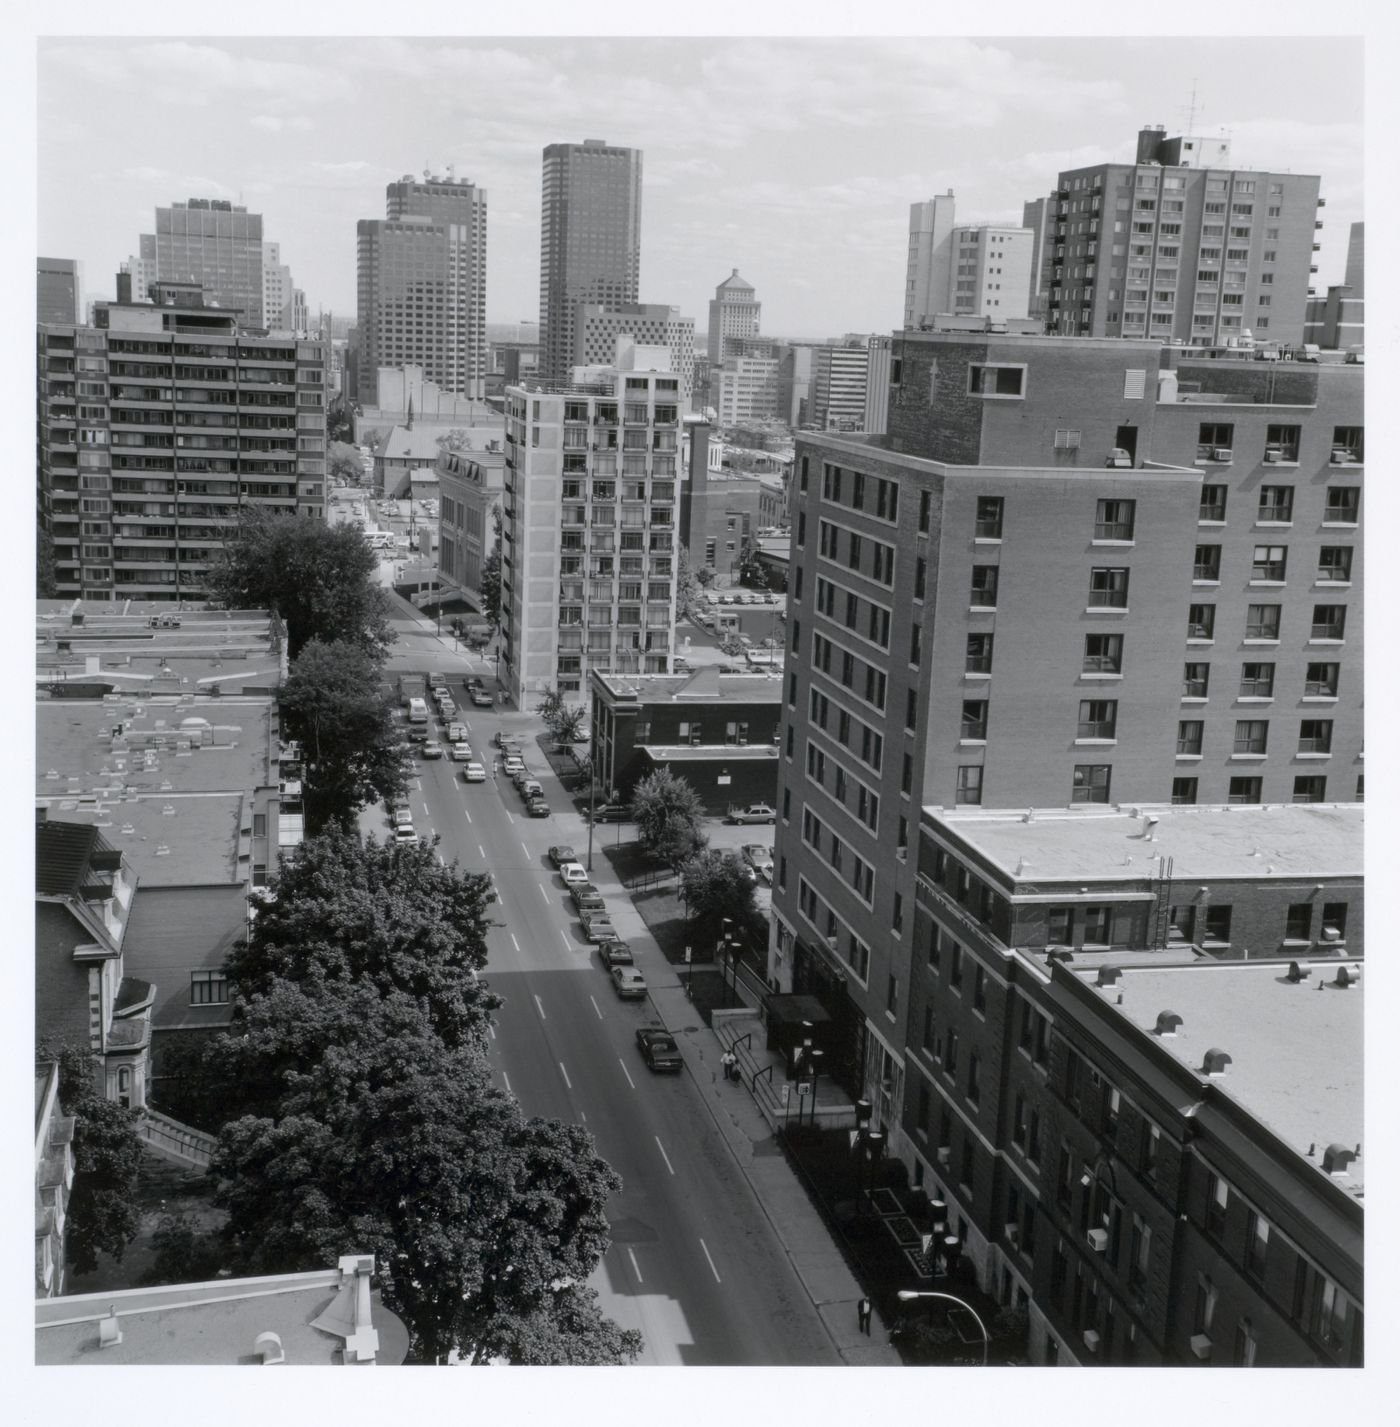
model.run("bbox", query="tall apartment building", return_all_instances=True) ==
[538,140,643,383]
[1041,124,1323,346]
[1021,196,1056,324]
[1305,222,1364,353]
[143,199,267,327]
[37,258,80,324]
[707,269,762,362]
[262,242,307,333]
[500,340,681,703]
[905,194,1033,327]
[768,328,1362,1165]
[576,302,695,406]
[807,339,871,430]
[355,172,488,406]
[38,281,329,600]
[715,349,783,426]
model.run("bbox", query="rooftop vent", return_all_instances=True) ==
[1286,961,1307,983]
[1155,1011,1183,1037]
[1322,1144,1357,1175]
[1334,966,1359,989]
[1096,968,1121,987]
[254,1330,285,1365]
[98,1306,122,1349]
[1201,1048,1231,1076]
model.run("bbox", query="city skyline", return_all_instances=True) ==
[38,35,1362,339]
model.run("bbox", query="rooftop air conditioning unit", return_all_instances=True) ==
[1211,448,1233,462]
[1087,1228,1109,1253]
[1330,449,1353,465]
[1190,1334,1213,1360]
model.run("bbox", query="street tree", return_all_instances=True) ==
[278,639,408,829]
[631,767,708,870]
[553,704,588,746]
[681,848,763,954]
[328,441,364,483]
[677,543,700,610]
[206,507,393,659]
[479,504,504,626]
[208,992,639,1364]
[36,1040,145,1276]
[537,686,565,733]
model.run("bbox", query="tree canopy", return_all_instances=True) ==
[278,638,407,829]
[631,767,708,870]
[681,848,764,954]
[206,507,392,659]
[328,440,364,483]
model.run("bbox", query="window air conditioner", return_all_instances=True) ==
[1211,448,1233,462]
[1264,447,1283,463]
[1190,1334,1213,1360]
[1082,1329,1101,1353]
[1087,1228,1109,1252]
[1005,1225,1020,1248]
[1321,925,1342,941]
[936,1146,952,1166]
[1330,449,1353,465]
[1106,448,1132,468]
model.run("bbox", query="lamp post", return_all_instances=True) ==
[895,1291,990,1366]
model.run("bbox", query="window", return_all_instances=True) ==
[970,565,999,607]
[968,363,1024,397]
[191,970,229,1005]
[966,633,993,674]
[886,972,898,1015]
[1177,720,1203,756]
[1245,604,1281,640]
[1205,1172,1230,1237]
[1084,905,1110,945]
[914,556,927,600]
[1228,776,1263,805]
[1322,903,1348,941]
[1234,1321,1258,1368]
[945,1028,959,1076]
[1311,605,1346,641]
[918,489,931,533]
[1172,776,1198,805]
[1298,720,1332,755]
[967,1049,981,1105]
[1251,545,1287,582]
[1072,764,1112,804]
[972,965,987,1013]
[1195,1275,1218,1336]
[1199,484,1227,522]
[1183,662,1209,698]
[1332,425,1364,461]
[1129,1215,1151,1293]
[1257,486,1293,522]
[908,625,922,666]
[1193,544,1221,582]
[1264,424,1300,462]
[1304,661,1339,697]
[956,765,983,805]
[975,496,1004,539]
[1317,547,1352,583]
[905,687,918,731]
[1083,633,1122,673]
[948,939,964,989]
[1088,567,1129,608]
[961,700,988,741]
[1234,719,1268,755]
[1285,902,1313,941]
[1239,662,1274,698]
[1325,487,1359,523]
[1094,499,1135,541]
[1293,774,1327,803]
[1078,699,1118,739]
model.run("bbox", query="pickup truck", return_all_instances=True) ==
[727,803,777,825]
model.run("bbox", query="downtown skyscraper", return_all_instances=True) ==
[146,199,267,327]
[356,170,488,406]
[538,141,642,382]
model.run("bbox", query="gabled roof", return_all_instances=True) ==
[35,821,102,896]
[715,269,755,294]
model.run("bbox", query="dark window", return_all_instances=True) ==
[1245,604,1281,640]
[1257,485,1294,522]
[1324,487,1359,523]
[956,765,983,805]
[191,970,229,1005]
[1095,499,1136,541]
[799,455,809,492]
[1205,1172,1229,1237]
[973,965,987,1012]
[1193,544,1221,581]
[1317,547,1352,583]
[906,687,918,731]
[1264,423,1300,461]
[975,496,1004,539]
[1177,720,1203,755]
[1332,426,1364,461]
[1171,776,1198,805]
[1234,719,1268,754]
[1298,720,1332,755]
[1321,902,1348,940]
[1197,423,1234,460]
[1078,699,1117,739]
[918,489,931,533]
[1088,567,1129,607]
[1311,605,1347,640]
[1228,776,1262,804]
[1239,662,1275,698]
[1183,662,1209,698]
[914,556,927,600]
[966,633,994,674]
[1188,603,1215,639]
[1083,633,1122,673]
[961,699,988,740]
[1203,906,1233,943]
[1304,662,1339,697]
[968,363,1024,396]
[1285,903,1313,940]
[1072,764,1112,804]
[970,565,999,606]
[1251,544,1288,581]
[1199,484,1227,521]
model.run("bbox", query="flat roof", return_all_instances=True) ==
[37,697,273,798]
[34,793,248,886]
[591,669,784,704]
[926,803,1362,885]
[643,744,783,763]
[1084,960,1364,1191]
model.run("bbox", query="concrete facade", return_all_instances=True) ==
[38,257,80,325]
[147,199,266,328]
[707,269,762,363]
[576,302,695,406]
[906,195,1033,327]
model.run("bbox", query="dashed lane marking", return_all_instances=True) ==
[534,994,546,1020]
[538,885,550,905]
[479,844,486,861]
[654,1137,675,1175]
[510,934,521,952]
[620,1060,636,1090]
[559,1062,572,1090]
[502,1072,512,1096]
[628,1248,643,1284]
[561,929,573,952]
[521,840,531,859]
[699,1239,722,1284]
[590,996,603,1019]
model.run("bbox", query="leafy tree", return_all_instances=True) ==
[328,440,364,483]
[537,686,565,732]
[695,565,717,588]
[141,1207,227,1287]
[206,507,392,660]
[36,1041,144,1276]
[681,848,763,954]
[37,526,59,599]
[553,704,588,746]
[279,639,408,829]
[631,767,708,870]
[676,543,700,610]
[479,515,503,628]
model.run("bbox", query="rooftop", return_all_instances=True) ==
[643,744,783,763]
[591,668,784,705]
[37,697,274,799]
[382,423,501,462]
[1082,959,1364,1191]
[928,803,1362,887]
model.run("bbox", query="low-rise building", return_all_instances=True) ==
[35,1061,77,1299]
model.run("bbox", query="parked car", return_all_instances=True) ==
[635,1029,682,1072]
[471,689,493,708]
[393,825,419,845]
[392,803,413,828]
[449,743,473,762]
[420,743,444,759]
[548,845,577,868]
[570,884,606,913]
[580,910,618,943]
[611,966,647,1000]
[466,676,484,693]
[518,779,544,802]
[558,861,589,886]
[502,755,525,777]
[462,761,486,783]
[589,802,631,824]
[727,803,777,825]
[599,941,634,968]
[407,727,430,744]
[526,796,550,818]
[740,843,772,868]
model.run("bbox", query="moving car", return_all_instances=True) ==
[449,743,473,762]
[393,825,420,845]
[599,941,634,968]
[525,796,550,818]
[548,844,577,868]
[466,676,485,694]
[471,689,493,708]
[580,910,618,943]
[448,723,468,744]
[611,966,647,1000]
[407,727,430,744]
[727,803,777,825]
[558,861,589,886]
[462,761,486,783]
[495,731,520,750]
[635,1029,683,1073]
[419,742,444,759]
[437,701,458,721]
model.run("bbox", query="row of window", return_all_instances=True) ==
[811,631,887,711]
[1193,542,1353,584]
[799,808,875,904]
[1182,659,1340,699]
[814,575,892,650]
[814,517,896,585]
[1196,424,1363,464]
[1189,602,1348,643]
[802,737,881,833]
[820,463,901,522]
[806,685,885,774]
[1178,716,1338,756]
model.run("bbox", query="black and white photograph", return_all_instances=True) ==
[13,3,1387,1422]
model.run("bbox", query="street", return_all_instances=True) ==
[363,599,840,1365]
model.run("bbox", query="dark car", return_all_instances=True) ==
[635,1028,683,1072]
[581,910,618,943]
[466,676,484,693]
[526,797,550,818]
[599,941,634,968]
[589,803,631,824]
[548,844,577,868]
[570,885,606,913]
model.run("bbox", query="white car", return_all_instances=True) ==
[462,761,486,783]
[558,861,589,886]
[448,723,468,744]
[502,754,525,777]
[393,825,419,846]
[449,743,473,761]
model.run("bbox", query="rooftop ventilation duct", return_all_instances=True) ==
[1155,1011,1183,1036]
[1201,1048,1231,1076]
[254,1330,285,1364]
[1321,1144,1357,1175]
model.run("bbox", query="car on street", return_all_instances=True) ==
[580,910,618,943]
[518,778,543,801]
[635,1028,683,1072]
[740,843,772,868]
[407,727,430,744]
[548,844,577,867]
[558,861,589,886]
[450,743,473,761]
[502,754,525,776]
[419,742,444,759]
[429,673,447,690]
[727,803,777,825]
[526,796,550,817]
[589,803,631,823]
[470,689,493,707]
[611,966,647,1000]
[495,730,519,749]
[462,761,486,783]
[599,941,634,968]
[448,723,468,743]
[437,702,458,721]
[466,676,485,693]
[393,825,420,845]
[570,884,606,912]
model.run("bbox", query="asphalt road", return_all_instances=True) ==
[367,604,840,1366]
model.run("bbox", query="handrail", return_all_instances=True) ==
[752,1062,775,1093]
[733,1031,753,1054]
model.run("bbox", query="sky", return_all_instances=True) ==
[36,31,1364,339]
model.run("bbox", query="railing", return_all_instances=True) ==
[137,1108,216,1169]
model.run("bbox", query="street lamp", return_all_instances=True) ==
[895,1291,990,1366]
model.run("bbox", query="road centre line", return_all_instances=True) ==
[539,885,550,905]
[479,845,486,861]
[561,929,573,952]
[510,934,521,952]
[590,996,603,1019]
[619,1060,636,1089]
[654,1136,675,1175]
[558,1061,572,1090]
[488,1024,496,1040]
[502,1071,512,1096]
[699,1239,722,1284]
[502,808,515,824]
[534,994,546,1020]
[463,808,472,824]
[628,1248,643,1284]
[521,840,531,859]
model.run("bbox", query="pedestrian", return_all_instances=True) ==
[492,758,499,780]
[857,1296,872,1335]
[720,1050,736,1082]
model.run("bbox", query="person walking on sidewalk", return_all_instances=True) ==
[720,1050,737,1082]
[857,1296,873,1335]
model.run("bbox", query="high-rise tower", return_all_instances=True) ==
[149,199,266,326]
[538,141,643,382]
[706,269,761,363]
